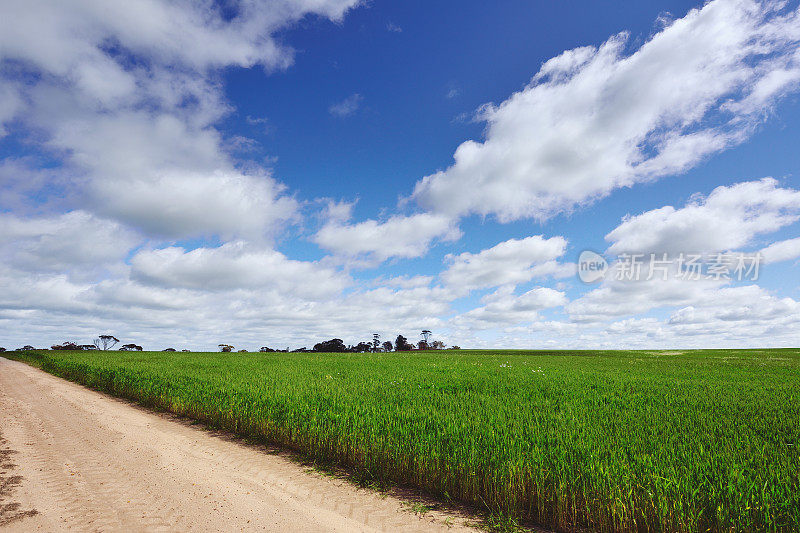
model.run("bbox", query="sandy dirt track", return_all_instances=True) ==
[0,357,479,532]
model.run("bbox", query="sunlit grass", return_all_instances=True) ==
[9,348,800,531]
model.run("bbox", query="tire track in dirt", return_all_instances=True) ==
[0,426,38,528]
[0,358,480,532]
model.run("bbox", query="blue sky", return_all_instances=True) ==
[1,0,799,350]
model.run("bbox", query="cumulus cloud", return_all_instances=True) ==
[441,235,569,293]
[567,273,724,323]
[314,213,461,262]
[0,244,457,349]
[606,178,800,254]
[0,0,361,239]
[667,286,800,326]
[530,283,800,348]
[0,211,138,274]
[2,0,800,351]
[0,0,359,78]
[0,270,92,316]
[452,286,567,330]
[131,241,347,298]
[411,0,800,222]
[92,170,299,240]
[760,237,800,263]
[555,175,800,343]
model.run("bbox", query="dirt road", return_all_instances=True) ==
[0,358,479,532]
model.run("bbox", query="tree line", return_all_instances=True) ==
[1,331,460,354]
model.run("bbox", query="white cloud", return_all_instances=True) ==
[0,0,360,77]
[0,0,361,239]
[760,237,800,263]
[567,267,725,323]
[411,0,800,222]
[504,283,800,349]
[373,275,435,289]
[319,198,357,224]
[441,235,569,292]
[606,178,800,254]
[314,213,461,262]
[2,0,800,352]
[92,169,299,241]
[566,238,800,336]
[329,93,363,117]
[452,286,567,330]
[665,285,800,333]
[0,211,138,274]
[558,177,800,344]
[130,241,347,298]
[0,253,457,350]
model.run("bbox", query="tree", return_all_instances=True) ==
[19,345,35,351]
[79,344,98,350]
[93,335,119,350]
[394,335,413,351]
[0,347,5,352]
[259,346,276,352]
[238,349,248,353]
[372,333,381,352]
[218,344,234,352]
[382,341,393,352]
[431,340,446,350]
[421,330,432,344]
[353,341,372,353]
[313,339,348,352]
[120,344,142,351]
[163,348,176,352]
[417,340,429,350]
[52,341,80,350]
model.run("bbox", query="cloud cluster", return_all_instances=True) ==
[131,242,347,298]
[0,0,360,240]
[314,213,462,262]
[761,237,800,263]
[1,0,798,351]
[441,235,570,293]
[0,211,136,275]
[411,0,800,222]
[452,286,568,330]
[606,178,800,254]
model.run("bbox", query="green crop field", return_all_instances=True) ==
[6,349,799,532]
